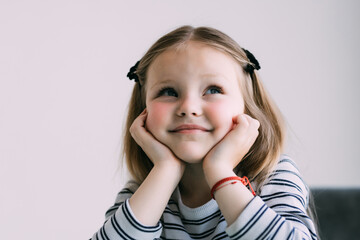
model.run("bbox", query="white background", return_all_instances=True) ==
[1,0,359,239]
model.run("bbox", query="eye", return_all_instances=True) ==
[204,85,223,95]
[158,87,178,97]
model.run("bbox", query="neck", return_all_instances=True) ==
[179,162,212,208]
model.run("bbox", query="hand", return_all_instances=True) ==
[130,109,185,172]
[203,114,260,182]
[128,109,185,226]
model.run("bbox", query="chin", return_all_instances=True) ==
[171,147,208,164]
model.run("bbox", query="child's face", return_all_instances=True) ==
[145,41,245,163]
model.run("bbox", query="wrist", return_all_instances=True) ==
[154,160,185,181]
[203,163,235,189]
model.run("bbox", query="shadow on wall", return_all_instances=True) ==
[311,188,360,240]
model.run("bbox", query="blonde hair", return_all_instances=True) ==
[123,25,286,189]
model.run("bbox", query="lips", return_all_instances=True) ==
[170,124,210,133]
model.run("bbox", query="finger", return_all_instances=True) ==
[141,108,147,115]
[230,114,260,144]
[243,115,260,145]
[130,112,151,147]
[243,114,260,130]
[232,114,245,124]
[231,114,250,133]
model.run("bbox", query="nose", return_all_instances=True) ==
[176,95,202,117]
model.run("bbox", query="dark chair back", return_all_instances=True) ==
[311,188,360,240]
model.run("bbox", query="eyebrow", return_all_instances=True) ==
[148,79,175,91]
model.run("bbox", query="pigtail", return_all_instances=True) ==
[123,80,152,184]
[235,70,286,189]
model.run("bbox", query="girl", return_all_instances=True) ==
[91,26,317,239]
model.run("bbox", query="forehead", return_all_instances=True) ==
[146,41,243,88]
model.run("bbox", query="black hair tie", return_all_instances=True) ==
[242,48,261,73]
[127,61,140,82]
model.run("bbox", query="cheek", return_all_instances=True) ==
[206,101,243,130]
[146,103,170,131]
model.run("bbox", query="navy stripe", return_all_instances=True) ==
[264,181,303,194]
[280,214,306,224]
[105,202,123,216]
[190,226,218,239]
[230,203,268,239]
[266,178,303,193]
[298,228,311,239]
[256,215,282,240]
[161,222,186,232]
[262,192,305,207]
[164,207,223,225]
[110,214,135,240]
[122,201,161,233]
[163,207,181,218]
[286,228,295,240]
[271,219,286,239]
[269,203,305,213]
[99,225,109,240]
[212,231,228,240]
[162,221,224,239]
[279,158,300,171]
[182,211,222,225]
[269,169,306,187]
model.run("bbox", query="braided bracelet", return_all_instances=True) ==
[211,176,256,199]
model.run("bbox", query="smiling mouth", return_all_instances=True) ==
[169,124,211,133]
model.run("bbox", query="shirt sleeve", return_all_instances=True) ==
[225,156,318,239]
[90,181,163,240]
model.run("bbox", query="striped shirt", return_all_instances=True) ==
[91,155,317,239]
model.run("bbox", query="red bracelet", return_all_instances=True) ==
[211,176,256,199]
